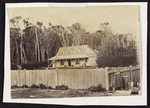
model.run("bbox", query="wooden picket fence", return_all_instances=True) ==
[11,66,140,90]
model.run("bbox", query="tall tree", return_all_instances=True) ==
[96,22,137,67]
[23,18,42,62]
[9,16,22,65]
[68,23,86,46]
[51,25,69,47]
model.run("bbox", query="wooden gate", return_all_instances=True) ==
[108,66,140,91]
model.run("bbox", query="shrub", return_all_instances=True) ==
[47,86,53,89]
[30,84,39,88]
[11,64,17,70]
[21,61,48,70]
[39,84,47,89]
[96,51,137,67]
[21,85,28,88]
[88,84,106,92]
[11,85,18,89]
[55,85,68,90]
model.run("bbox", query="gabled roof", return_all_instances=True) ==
[56,45,97,56]
[49,54,88,60]
[49,45,98,60]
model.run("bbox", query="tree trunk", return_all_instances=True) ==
[34,40,37,61]
[20,34,23,64]
[15,37,19,65]
[34,26,40,62]
[41,47,45,61]
[22,47,27,63]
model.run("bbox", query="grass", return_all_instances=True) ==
[11,88,110,99]
[11,88,139,99]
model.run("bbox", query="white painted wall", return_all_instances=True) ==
[52,56,97,68]
[86,56,98,67]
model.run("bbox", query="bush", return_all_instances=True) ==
[21,61,48,70]
[47,86,53,89]
[11,85,18,89]
[21,85,28,88]
[88,84,106,92]
[55,85,68,90]
[11,64,17,70]
[96,51,137,67]
[30,84,39,88]
[39,84,47,89]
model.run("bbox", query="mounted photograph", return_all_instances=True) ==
[5,3,145,103]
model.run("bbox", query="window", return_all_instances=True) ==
[60,60,64,65]
[80,58,84,61]
[76,59,80,64]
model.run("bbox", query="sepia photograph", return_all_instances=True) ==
[4,3,147,105]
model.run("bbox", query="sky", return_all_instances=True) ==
[7,5,140,34]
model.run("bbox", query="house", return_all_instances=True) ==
[48,45,99,68]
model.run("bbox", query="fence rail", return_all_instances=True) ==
[11,66,140,90]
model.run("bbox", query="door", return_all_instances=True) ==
[68,59,71,66]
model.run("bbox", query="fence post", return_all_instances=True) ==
[105,67,109,91]
[24,69,26,85]
[46,68,48,87]
[56,68,58,86]
[18,69,21,86]
[130,65,132,83]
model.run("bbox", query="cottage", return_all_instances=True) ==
[48,45,99,68]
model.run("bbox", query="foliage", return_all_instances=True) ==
[88,84,106,92]
[39,84,47,89]
[97,50,138,67]
[11,85,18,89]
[30,84,39,88]
[96,23,137,67]
[11,63,18,70]
[47,86,53,89]
[55,85,68,90]
[21,85,28,88]
[9,16,138,68]
[21,61,48,70]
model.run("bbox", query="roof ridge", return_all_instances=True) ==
[59,45,88,48]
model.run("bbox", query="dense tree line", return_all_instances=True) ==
[10,16,138,69]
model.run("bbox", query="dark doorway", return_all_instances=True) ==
[68,59,71,66]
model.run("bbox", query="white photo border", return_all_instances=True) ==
[4,2,147,105]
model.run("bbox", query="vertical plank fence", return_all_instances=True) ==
[11,66,140,90]
[108,66,140,90]
[11,68,107,89]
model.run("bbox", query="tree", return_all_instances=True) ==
[91,30,103,50]
[51,25,69,47]
[40,25,61,61]
[96,22,138,67]
[22,18,42,62]
[68,23,86,46]
[9,16,22,65]
[9,16,138,69]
